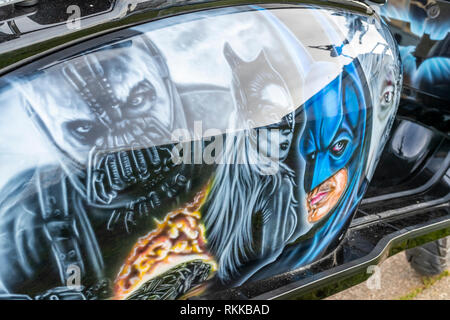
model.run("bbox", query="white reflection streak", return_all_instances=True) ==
[0,90,56,190]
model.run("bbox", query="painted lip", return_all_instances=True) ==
[309,190,330,206]
[306,167,348,223]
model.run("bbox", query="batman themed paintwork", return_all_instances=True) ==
[379,0,449,101]
[0,4,401,299]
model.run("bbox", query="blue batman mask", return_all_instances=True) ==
[248,62,372,280]
[300,62,368,225]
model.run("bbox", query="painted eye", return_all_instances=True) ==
[66,120,97,144]
[307,152,316,161]
[380,80,395,110]
[130,95,145,106]
[71,121,92,134]
[383,91,393,104]
[76,124,91,133]
[128,81,156,109]
[331,140,348,156]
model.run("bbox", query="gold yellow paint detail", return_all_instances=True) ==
[114,184,216,300]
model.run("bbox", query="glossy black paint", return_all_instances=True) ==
[0,0,374,74]
[0,0,448,300]
[201,117,450,299]
[1,0,114,23]
[379,0,450,106]
[365,120,448,197]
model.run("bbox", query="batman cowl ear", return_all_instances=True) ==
[223,42,245,70]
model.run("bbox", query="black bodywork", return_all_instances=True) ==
[0,0,448,300]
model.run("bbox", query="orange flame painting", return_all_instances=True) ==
[114,186,216,300]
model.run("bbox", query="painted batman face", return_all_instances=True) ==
[300,63,367,224]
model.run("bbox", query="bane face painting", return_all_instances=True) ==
[20,36,194,231]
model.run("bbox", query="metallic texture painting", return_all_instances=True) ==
[0,4,401,299]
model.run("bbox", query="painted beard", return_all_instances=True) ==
[306,168,348,223]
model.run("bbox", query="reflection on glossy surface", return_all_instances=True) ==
[380,0,449,101]
[0,4,401,299]
[391,121,433,159]
[364,118,446,197]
